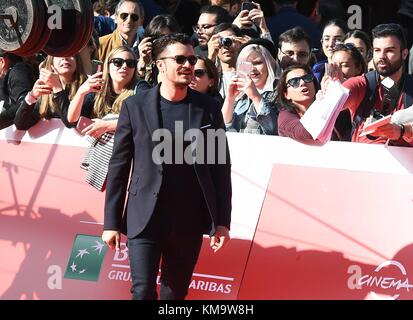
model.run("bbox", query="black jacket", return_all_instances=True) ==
[0,63,36,130]
[104,85,232,239]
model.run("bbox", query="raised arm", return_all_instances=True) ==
[67,71,104,123]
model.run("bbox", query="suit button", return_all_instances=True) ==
[153,192,158,198]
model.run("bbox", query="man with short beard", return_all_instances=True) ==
[341,23,413,146]
[102,33,232,300]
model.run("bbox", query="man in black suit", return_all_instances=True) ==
[102,33,232,300]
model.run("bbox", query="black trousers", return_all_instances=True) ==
[127,212,203,300]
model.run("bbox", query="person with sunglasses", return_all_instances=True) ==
[189,55,223,106]
[222,43,279,135]
[102,33,232,300]
[65,46,137,138]
[62,46,137,192]
[277,64,333,145]
[98,0,144,63]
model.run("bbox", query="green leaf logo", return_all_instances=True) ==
[64,234,107,282]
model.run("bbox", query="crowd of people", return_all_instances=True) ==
[1,0,413,300]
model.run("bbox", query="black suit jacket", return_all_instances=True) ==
[104,85,232,239]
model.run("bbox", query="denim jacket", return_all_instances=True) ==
[226,90,278,135]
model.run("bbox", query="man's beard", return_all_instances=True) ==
[374,56,404,77]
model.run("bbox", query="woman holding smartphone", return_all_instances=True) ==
[221,42,279,134]
[66,46,137,191]
[14,54,86,130]
[66,46,137,139]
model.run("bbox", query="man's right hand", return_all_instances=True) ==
[102,230,120,250]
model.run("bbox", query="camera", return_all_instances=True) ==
[219,37,233,48]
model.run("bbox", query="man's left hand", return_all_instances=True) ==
[210,226,230,253]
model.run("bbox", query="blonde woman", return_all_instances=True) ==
[14,55,86,130]
[222,42,279,134]
[66,46,137,139]
[66,46,137,191]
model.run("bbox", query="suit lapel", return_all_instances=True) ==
[188,89,204,131]
[142,85,161,137]
[188,89,206,161]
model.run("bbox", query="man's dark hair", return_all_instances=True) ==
[199,5,232,24]
[277,64,320,113]
[212,23,242,37]
[372,23,408,50]
[152,33,194,59]
[278,27,312,50]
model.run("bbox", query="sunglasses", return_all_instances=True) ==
[286,73,314,88]
[158,55,198,66]
[194,69,207,77]
[334,42,356,51]
[109,58,137,68]
[119,12,139,22]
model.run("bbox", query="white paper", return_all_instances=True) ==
[0,100,4,114]
[391,105,413,124]
[300,80,349,142]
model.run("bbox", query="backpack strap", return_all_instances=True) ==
[403,73,413,108]
[351,71,379,137]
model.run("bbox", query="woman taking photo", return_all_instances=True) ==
[66,46,137,138]
[65,46,138,191]
[14,55,85,130]
[221,43,279,135]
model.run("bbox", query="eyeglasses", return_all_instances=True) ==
[194,69,207,77]
[158,55,198,66]
[279,48,310,59]
[109,58,137,68]
[286,73,314,88]
[119,12,139,22]
[192,24,216,33]
[321,36,344,45]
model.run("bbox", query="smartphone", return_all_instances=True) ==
[92,60,103,75]
[241,1,257,11]
[237,61,253,77]
[76,116,94,134]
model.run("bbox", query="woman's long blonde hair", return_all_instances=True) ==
[93,46,137,118]
[39,55,86,117]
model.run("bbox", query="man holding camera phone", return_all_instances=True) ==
[207,23,246,100]
[193,5,231,57]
